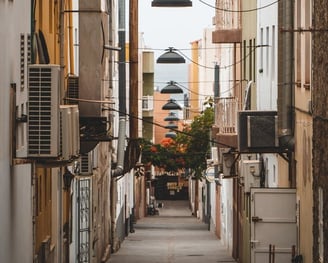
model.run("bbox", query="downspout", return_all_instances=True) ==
[278,0,294,149]
[112,0,126,178]
[110,0,126,253]
[68,0,74,74]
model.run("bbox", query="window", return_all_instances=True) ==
[266,26,269,76]
[142,96,153,110]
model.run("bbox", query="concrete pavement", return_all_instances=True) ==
[108,200,237,263]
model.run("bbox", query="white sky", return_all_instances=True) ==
[138,0,215,55]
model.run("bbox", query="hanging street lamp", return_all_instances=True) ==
[151,0,192,7]
[162,99,182,110]
[165,131,177,138]
[160,81,184,94]
[157,47,185,63]
[164,112,180,121]
[164,121,178,129]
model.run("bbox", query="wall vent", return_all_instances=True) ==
[80,153,93,175]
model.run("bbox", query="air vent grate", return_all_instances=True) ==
[27,65,60,157]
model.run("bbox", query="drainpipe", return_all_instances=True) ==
[278,0,294,150]
[110,0,126,253]
[112,0,126,178]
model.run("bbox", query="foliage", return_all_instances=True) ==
[140,137,185,172]
[140,101,214,179]
[176,105,214,179]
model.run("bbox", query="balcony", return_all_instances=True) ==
[213,97,239,149]
[212,29,242,44]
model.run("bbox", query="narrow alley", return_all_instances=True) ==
[108,201,236,263]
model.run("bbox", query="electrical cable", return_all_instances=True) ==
[66,97,235,148]
[198,0,281,13]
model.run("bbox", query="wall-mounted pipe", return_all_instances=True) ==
[278,0,294,150]
[112,0,126,178]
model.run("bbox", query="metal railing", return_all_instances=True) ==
[214,97,239,134]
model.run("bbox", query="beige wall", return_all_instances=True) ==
[153,91,171,144]
[294,0,313,261]
[189,40,200,120]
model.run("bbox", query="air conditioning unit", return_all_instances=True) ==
[71,105,80,157]
[60,105,73,161]
[238,111,278,152]
[80,152,93,175]
[239,159,260,193]
[60,105,80,161]
[27,64,60,157]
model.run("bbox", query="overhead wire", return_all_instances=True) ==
[111,45,268,70]
[198,0,281,13]
[66,97,235,148]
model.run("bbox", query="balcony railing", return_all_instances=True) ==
[214,97,239,134]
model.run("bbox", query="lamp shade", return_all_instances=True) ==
[164,122,178,129]
[164,112,180,121]
[161,81,183,94]
[165,131,177,138]
[151,0,192,7]
[162,99,182,110]
[157,48,185,63]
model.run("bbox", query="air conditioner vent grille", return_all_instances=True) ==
[27,65,59,157]
[80,153,92,175]
[67,76,79,104]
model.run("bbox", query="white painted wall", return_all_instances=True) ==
[216,44,234,97]
[221,179,234,253]
[199,28,217,109]
[257,0,278,111]
[0,1,33,262]
[257,0,279,187]
[209,180,217,232]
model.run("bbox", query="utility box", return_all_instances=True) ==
[240,159,261,193]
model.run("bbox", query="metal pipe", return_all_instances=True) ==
[111,0,126,178]
[278,0,294,149]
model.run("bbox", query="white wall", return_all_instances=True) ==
[221,179,234,253]
[257,0,278,111]
[257,0,279,188]
[0,1,33,262]
[199,28,217,109]
[209,180,217,232]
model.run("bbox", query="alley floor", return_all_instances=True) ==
[108,200,237,263]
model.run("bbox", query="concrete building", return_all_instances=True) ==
[312,1,327,262]
[211,0,242,258]
[0,1,33,262]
